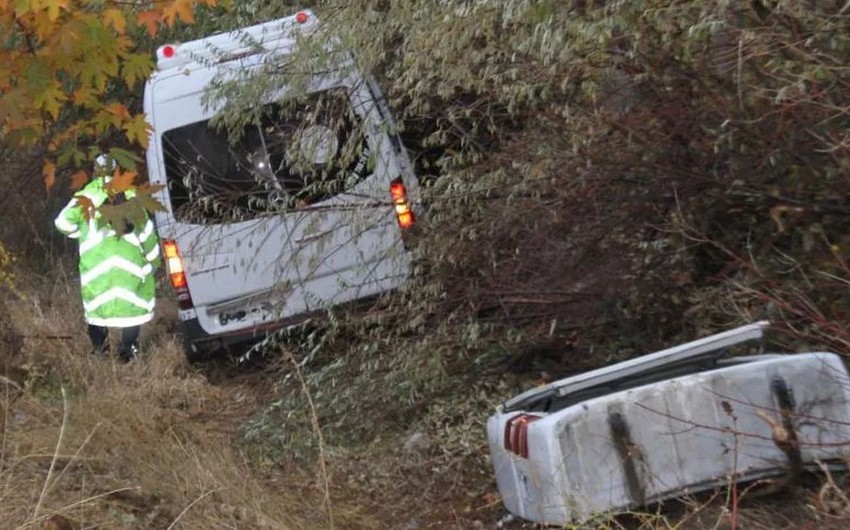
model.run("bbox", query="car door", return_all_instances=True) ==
[289,71,414,311]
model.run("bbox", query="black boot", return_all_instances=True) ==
[117,326,141,363]
[117,342,140,363]
[88,325,110,358]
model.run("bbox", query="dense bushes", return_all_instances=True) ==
[301,1,850,352]
[230,1,850,471]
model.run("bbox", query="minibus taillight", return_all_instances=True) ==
[503,414,542,459]
[390,178,415,230]
[162,240,194,310]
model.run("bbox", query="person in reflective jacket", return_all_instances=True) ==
[54,155,161,362]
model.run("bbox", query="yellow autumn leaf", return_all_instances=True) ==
[73,86,96,107]
[40,83,66,119]
[102,8,125,34]
[55,19,77,54]
[12,0,34,17]
[43,159,56,191]
[123,114,151,148]
[33,8,56,40]
[44,0,68,22]
[121,52,153,87]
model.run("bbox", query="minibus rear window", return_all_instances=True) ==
[161,88,371,222]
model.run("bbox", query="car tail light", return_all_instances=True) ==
[162,240,194,310]
[504,414,542,458]
[390,178,415,230]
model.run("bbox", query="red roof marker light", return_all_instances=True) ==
[162,45,176,58]
[296,11,309,24]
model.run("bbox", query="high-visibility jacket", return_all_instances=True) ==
[54,177,161,327]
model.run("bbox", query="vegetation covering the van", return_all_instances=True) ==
[162,87,371,222]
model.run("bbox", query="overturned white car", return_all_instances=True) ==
[487,321,850,524]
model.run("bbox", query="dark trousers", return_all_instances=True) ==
[88,324,140,355]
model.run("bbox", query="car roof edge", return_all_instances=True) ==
[501,320,770,412]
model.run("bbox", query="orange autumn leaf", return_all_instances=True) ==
[105,102,131,120]
[137,10,161,37]
[73,86,96,107]
[162,0,195,26]
[43,160,56,191]
[105,169,138,194]
[70,169,89,190]
[75,195,96,221]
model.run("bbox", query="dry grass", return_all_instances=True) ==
[3,273,850,530]
[0,278,375,530]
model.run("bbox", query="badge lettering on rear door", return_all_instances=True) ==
[218,310,247,326]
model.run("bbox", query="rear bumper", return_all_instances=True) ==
[178,317,280,357]
[177,291,391,360]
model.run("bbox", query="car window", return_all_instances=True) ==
[161,87,372,223]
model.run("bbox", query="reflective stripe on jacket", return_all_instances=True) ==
[54,178,161,327]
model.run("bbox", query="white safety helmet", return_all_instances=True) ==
[94,154,113,181]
